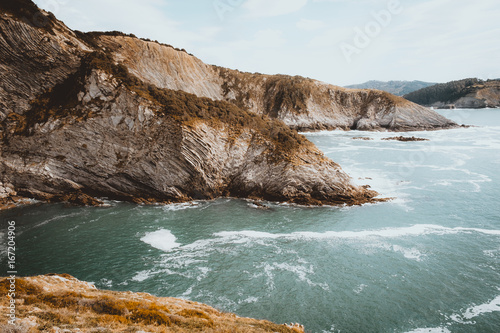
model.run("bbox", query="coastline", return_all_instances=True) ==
[0,274,305,332]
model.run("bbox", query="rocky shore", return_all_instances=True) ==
[0,274,305,332]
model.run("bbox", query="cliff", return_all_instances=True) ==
[94,34,456,131]
[404,78,500,109]
[345,80,437,96]
[0,274,305,332]
[0,2,381,208]
[0,0,459,208]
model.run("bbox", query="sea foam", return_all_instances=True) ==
[214,224,500,241]
[462,295,500,320]
[404,328,451,333]
[141,229,181,252]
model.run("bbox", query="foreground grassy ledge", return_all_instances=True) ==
[0,274,305,332]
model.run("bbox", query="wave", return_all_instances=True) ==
[140,225,499,257]
[214,224,500,241]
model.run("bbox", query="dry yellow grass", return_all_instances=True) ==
[0,274,304,333]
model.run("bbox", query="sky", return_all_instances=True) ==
[32,0,500,86]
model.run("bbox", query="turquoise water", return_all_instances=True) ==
[1,109,500,332]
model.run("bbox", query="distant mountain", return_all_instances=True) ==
[345,80,437,96]
[404,78,500,109]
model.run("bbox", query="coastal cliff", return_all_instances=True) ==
[404,78,500,109]
[95,34,457,131]
[0,274,305,332]
[0,1,379,208]
[0,0,455,208]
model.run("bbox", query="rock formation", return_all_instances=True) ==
[0,274,305,332]
[95,34,457,131]
[0,0,456,208]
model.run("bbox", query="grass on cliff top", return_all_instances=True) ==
[0,0,57,33]
[8,51,306,159]
[0,276,304,332]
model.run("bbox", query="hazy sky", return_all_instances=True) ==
[32,0,500,86]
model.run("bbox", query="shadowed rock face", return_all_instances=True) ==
[0,3,380,208]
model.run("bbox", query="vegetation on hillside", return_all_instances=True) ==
[404,78,500,105]
[345,80,437,96]
[0,0,56,32]
[0,275,304,332]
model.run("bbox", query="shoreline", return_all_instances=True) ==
[0,274,305,332]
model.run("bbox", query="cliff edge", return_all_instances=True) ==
[94,34,457,131]
[0,274,305,332]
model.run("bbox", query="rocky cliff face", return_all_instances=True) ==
[0,0,456,208]
[0,2,381,208]
[96,35,457,131]
[0,274,305,332]
[0,51,377,207]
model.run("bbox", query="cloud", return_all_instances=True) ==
[243,0,308,17]
[33,0,203,50]
[296,18,326,31]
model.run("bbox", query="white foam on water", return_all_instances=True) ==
[238,296,259,304]
[31,212,84,230]
[181,286,193,297]
[99,278,113,288]
[404,328,451,333]
[449,294,500,324]
[381,244,425,262]
[353,284,367,294]
[131,270,153,282]
[462,295,500,319]
[258,262,329,291]
[483,249,499,258]
[214,224,500,242]
[141,229,181,252]
[197,267,211,281]
[160,202,201,211]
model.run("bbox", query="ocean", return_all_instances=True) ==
[1,109,499,332]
